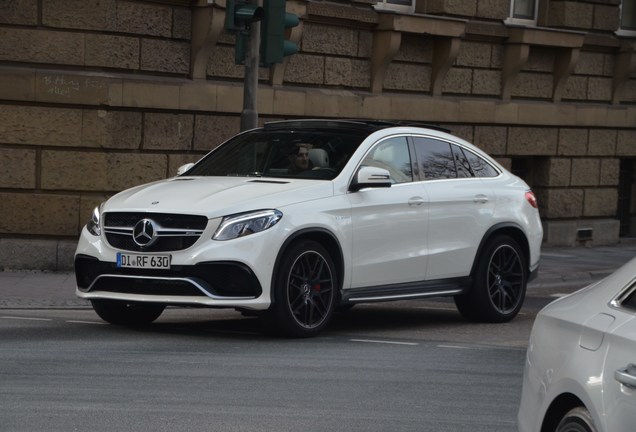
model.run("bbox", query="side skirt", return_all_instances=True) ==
[342,277,471,304]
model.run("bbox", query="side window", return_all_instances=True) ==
[452,145,472,178]
[621,285,636,312]
[413,137,457,180]
[362,137,412,184]
[463,149,500,178]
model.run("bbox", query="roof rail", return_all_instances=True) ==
[263,119,379,131]
[263,119,450,134]
[353,120,451,133]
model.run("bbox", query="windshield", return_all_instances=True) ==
[185,129,367,180]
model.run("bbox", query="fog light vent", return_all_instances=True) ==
[576,228,593,241]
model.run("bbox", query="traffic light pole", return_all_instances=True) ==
[240,12,260,131]
[227,0,298,131]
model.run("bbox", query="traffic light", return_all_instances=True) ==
[260,0,300,66]
[226,0,264,65]
[225,0,264,33]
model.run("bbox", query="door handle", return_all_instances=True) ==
[615,364,636,389]
[473,194,488,204]
[408,197,426,207]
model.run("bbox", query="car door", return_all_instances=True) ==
[347,136,429,288]
[413,137,496,280]
[603,286,636,432]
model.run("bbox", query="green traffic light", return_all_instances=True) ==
[260,0,300,66]
[283,39,298,57]
[284,11,300,28]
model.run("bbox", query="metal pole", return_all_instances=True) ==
[240,16,260,131]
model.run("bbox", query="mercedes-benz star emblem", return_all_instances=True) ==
[132,219,158,247]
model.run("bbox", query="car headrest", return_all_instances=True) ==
[309,148,329,168]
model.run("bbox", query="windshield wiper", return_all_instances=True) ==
[225,172,263,177]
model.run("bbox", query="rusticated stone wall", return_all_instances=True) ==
[0,0,635,270]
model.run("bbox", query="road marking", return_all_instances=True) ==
[416,306,527,316]
[437,344,476,350]
[1,316,52,321]
[350,339,418,346]
[540,252,576,258]
[66,320,107,325]
[550,293,568,298]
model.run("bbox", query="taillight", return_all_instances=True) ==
[525,191,538,209]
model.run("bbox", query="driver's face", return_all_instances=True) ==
[294,149,309,169]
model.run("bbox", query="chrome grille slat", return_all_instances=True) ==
[103,212,208,252]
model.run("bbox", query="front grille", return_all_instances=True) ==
[105,213,207,230]
[75,255,263,299]
[103,212,208,252]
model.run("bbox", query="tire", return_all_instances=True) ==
[555,407,598,432]
[270,240,337,338]
[454,235,527,323]
[91,299,165,326]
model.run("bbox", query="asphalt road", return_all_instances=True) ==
[0,300,545,432]
[2,241,635,431]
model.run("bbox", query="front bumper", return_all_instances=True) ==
[76,254,262,305]
[74,221,280,310]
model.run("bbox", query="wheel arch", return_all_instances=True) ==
[471,223,531,277]
[270,228,345,305]
[540,393,586,432]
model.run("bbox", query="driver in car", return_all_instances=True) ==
[288,143,313,174]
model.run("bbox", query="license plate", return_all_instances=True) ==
[116,253,171,269]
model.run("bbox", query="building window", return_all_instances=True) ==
[511,157,536,187]
[374,0,415,14]
[506,0,538,25]
[620,0,636,32]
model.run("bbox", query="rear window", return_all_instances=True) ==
[412,136,499,180]
[463,149,500,178]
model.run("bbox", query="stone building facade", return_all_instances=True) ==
[0,0,635,270]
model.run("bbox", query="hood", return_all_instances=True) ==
[103,176,334,218]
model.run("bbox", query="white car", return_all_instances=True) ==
[518,256,636,432]
[74,120,542,337]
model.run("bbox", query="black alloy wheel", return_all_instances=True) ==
[271,240,337,337]
[455,235,527,323]
[487,243,525,315]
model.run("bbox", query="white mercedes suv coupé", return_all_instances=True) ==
[75,120,543,337]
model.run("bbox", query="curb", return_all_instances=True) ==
[0,300,91,309]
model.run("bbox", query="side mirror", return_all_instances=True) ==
[176,163,195,176]
[350,166,391,191]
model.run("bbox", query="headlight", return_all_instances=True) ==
[86,203,104,236]
[213,210,282,241]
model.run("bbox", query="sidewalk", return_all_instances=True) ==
[0,271,86,309]
[1,240,635,309]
